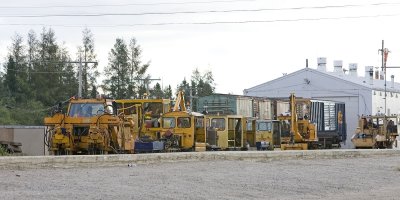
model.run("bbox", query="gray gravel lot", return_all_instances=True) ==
[1,155,400,200]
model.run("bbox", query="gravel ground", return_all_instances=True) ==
[1,155,400,200]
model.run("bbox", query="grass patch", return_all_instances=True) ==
[0,145,9,156]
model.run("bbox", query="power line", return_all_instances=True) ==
[1,2,398,18]
[4,68,75,74]
[0,0,255,9]
[0,13,398,27]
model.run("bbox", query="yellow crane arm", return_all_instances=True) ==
[173,91,187,112]
[290,93,303,142]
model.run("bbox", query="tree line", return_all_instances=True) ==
[0,28,215,125]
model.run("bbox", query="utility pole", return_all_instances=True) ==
[188,86,198,112]
[78,56,82,98]
[134,78,161,98]
[378,41,400,116]
[378,40,387,116]
[65,59,97,98]
[189,86,193,112]
[70,60,97,98]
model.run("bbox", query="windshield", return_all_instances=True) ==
[143,102,163,118]
[69,103,106,117]
[257,121,272,131]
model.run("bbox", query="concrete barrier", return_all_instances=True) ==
[1,149,400,169]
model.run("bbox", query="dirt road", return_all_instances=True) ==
[1,155,400,200]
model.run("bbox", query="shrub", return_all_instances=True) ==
[0,145,9,156]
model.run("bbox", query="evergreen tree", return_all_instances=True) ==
[103,38,130,99]
[191,68,215,97]
[4,56,17,97]
[1,28,78,125]
[32,28,77,106]
[59,45,78,99]
[128,37,150,98]
[163,85,173,99]
[178,68,216,111]
[27,30,39,83]
[151,83,164,99]
[4,34,30,102]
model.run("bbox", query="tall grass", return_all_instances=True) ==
[0,145,9,156]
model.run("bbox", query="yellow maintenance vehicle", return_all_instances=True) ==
[351,115,398,149]
[277,93,318,150]
[159,90,207,152]
[44,98,135,155]
[115,98,171,139]
[205,114,247,150]
[246,119,281,150]
[115,98,171,153]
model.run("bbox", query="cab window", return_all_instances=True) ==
[178,117,191,128]
[210,118,225,131]
[163,117,176,128]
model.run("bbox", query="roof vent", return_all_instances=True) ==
[333,60,343,74]
[349,63,358,76]
[317,57,327,72]
[365,66,373,78]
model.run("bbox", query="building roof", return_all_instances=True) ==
[244,67,400,94]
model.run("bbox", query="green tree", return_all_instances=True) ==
[163,85,173,99]
[1,28,79,125]
[31,28,77,106]
[151,83,164,99]
[27,30,39,83]
[178,68,216,111]
[0,98,16,125]
[191,68,215,97]
[103,38,130,99]
[128,37,150,98]
[4,56,17,97]
[3,34,30,102]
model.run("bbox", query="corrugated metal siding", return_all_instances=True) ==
[236,97,253,117]
[197,95,236,114]
[258,100,272,119]
[276,101,290,116]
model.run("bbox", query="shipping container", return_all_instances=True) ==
[196,94,272,119]
[309,100,346,148]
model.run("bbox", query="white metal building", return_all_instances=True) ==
[243,57,400,148]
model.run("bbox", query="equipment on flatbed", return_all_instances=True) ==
[44,98,135,155]
[351,115,398,149]
[278,93,318,150]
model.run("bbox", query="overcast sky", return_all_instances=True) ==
[1,0,400,95]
